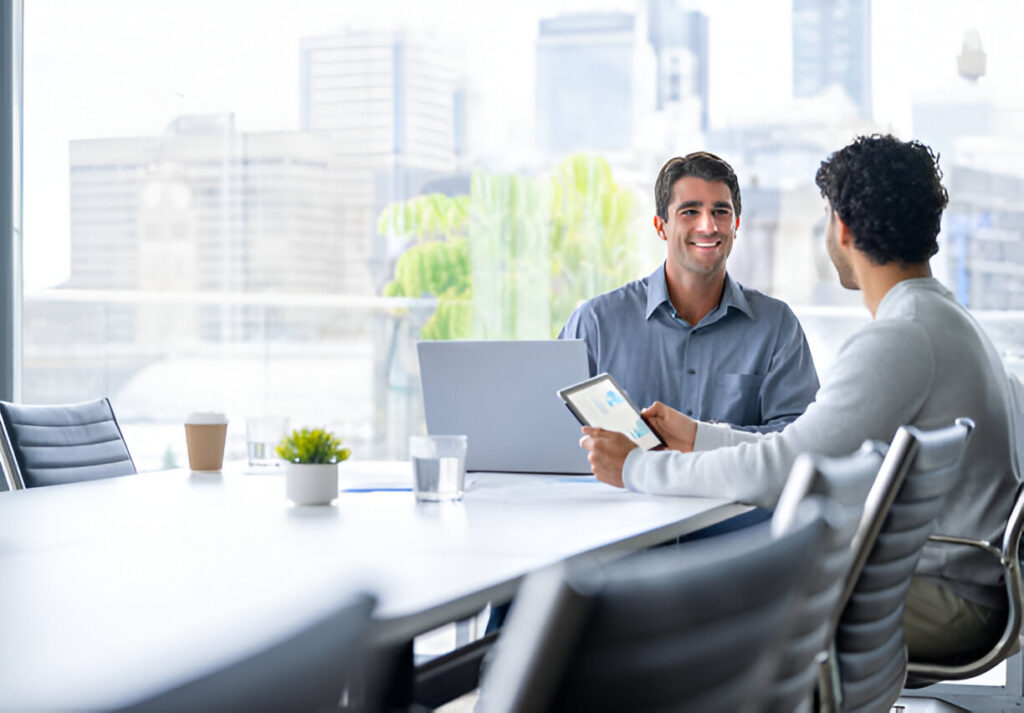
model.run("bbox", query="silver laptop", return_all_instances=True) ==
[417,340,592,474]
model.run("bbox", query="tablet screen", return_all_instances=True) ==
[558,373,664,450]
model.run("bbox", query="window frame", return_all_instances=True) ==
[1,0,22,403]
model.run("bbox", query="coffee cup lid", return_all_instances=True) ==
[185,411,229,425]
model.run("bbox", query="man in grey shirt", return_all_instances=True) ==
[560,152,819,432]
[581,135,1019,659]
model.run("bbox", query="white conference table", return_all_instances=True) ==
[0,461,746,711]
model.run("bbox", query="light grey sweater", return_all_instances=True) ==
[623,277,1019,602]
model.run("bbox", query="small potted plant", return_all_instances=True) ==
[276,427,352,505]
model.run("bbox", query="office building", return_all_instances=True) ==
[930,134,1024,312]
[944,160,1024,311]
[646,0,709,130]
[300,28,466,293]
[910,30,1024,311]
[792,0,872,118]
[69,114,339,295]
[706,91,879,303]
[536,12,649,153]
[68,114,338,341]
[912,84,999,168]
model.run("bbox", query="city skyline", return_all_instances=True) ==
[792,0,872,117]
[16,0,1024,470]
[22,0,1024,288]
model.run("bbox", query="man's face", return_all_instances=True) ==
[658,176,737,280]
[825,203,858,289]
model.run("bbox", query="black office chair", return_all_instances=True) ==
[0,397,137,489]
[897,484,1024,693]
[118,592,378,712]
[767,441,886,712]
[899,374,1024,690]
[475,500,828,713]
[820,418,974,713]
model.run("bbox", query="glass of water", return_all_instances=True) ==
[409,434,468,502]
[245,416,289,468]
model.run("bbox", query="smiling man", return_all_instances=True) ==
[581,135,1019,660]
[560,152,819,432]
[485,153,823,636]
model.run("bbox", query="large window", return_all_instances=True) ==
[19,0,1024,470]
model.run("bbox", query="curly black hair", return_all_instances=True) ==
[815,134,949,265]
[655,151,741,221]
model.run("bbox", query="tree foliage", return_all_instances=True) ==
[379,155,641,340]
[377,193,469,242]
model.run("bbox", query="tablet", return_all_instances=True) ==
[557,373,666,450]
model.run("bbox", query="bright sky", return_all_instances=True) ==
[21,0,1024,287]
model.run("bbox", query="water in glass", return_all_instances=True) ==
[412,455,464,501]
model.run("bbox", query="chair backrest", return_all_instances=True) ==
[831,418,974,713]
[477,501,828,713]
[118,592,377,712]
[0,398,137,489]
[766,441,885,712]
[1005,369,1024,483]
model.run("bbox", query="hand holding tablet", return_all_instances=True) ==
[558,373,666,450]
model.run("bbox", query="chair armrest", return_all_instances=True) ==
[907,533,1022,681]
[926,534,1003,562]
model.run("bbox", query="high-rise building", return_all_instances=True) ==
[943,158,1024,311]
[792,0,872,118]
[909,31,1024,311]
[300,29,466,293]
[535,12,646,154]
[647,0,709,130]
[68,114,338,341]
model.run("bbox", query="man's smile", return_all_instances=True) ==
[689,239,722,248]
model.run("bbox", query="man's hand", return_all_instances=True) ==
[641,401,697,452]
[579,427,638,488]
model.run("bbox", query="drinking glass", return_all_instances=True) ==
[409,434,468,501]
[246,416,289,468]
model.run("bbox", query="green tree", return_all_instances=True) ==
[379,194,472,340]
[377,193,469,242]
[548,154,637,330]
[467,169,552,338]
[377,155,642,340]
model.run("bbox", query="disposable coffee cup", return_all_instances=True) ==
[185,411,229,471]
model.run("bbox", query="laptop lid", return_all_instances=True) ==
[417,340,592,474]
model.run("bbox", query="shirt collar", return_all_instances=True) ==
[645,262,755,323]
[644,263,671,319]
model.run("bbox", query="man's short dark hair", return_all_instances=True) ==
[815,134,949,265]
[655,152,742,221]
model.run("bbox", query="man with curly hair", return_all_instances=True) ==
[580,134,1019,659]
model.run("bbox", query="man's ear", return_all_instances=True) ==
[653,215,666,240]
[834,212,854,247]
[735,216,740,231]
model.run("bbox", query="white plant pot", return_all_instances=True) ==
[285,462,339,505]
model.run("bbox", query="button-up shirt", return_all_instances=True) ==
[559,263,819,432]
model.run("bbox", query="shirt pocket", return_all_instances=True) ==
[709,372,764,427]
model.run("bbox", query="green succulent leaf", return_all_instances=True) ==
[275,427,352,464]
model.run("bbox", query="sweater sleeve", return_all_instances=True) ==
[693,420,763,450]
[623,320,936,509]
